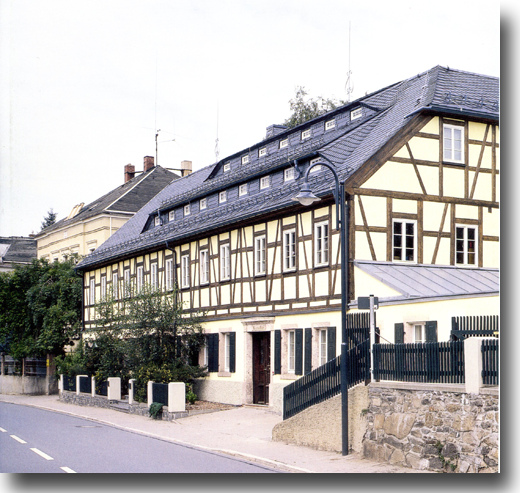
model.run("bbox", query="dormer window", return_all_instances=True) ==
[223,162,231,172]
[301,129,311,140]
[239,183,248,196]
[184,204,191,216]
[169,210,175,221]
[154,216,161,227]
[280,138,288,149]
[284,168,295,181]
[351,108,363,120]
[325,119,335,130]
[242,155,250,165]
[259,147,267,158]
[200,197,207,210]
[219,191,227,203]
[260,176,270,190]
[309,157,322,173]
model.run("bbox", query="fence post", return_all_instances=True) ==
[59,374,64,394]
[91,376,96,397]
[129,379,136,405]
[168,382,186,413]
[147,381,154,408]
[107,377,121,401]
[464,337,489,394]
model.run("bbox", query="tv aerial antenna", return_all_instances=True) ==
[214,103,220,163]
[345,22,354,102]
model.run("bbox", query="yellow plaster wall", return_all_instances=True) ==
[353,267,402,299]
[362,162,424,194]
[408,135,439,161]
[443,167,465,198]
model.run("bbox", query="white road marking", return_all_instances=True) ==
[60,467,76,473]
[0,427,7,432]
[30,448,54,461]
[10,435,27,444]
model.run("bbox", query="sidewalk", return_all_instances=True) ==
[0,394,425,473]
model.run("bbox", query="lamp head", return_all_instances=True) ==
[293,181,321,206]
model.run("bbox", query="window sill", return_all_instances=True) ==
[280,373,300,380]
[217,371,232,377]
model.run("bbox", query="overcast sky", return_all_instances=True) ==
[0,0,506,237]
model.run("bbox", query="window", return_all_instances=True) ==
[314,222,329,266]
[200,197,207,210]
[325,119,336,130]
[89,278,95,305]
[255,235,266,275]
[443,124,464,164]
[239,183,248,196]
[124,269,130,296]
[101,276,106,300]
[309,157,322,173]
[319,329,328,366]
[260,176,270,190]
[154,215,161,227]
[351,107,363,120]
[181,255,190,288]
[200,250,209,284]
[151,263,158,289]
[136,265,144,292]
[242,155,250,165]
[259,147,267,157]
[455,225,477,265]
[219,191,227,203]
[223,162,231,172]
[414,324,425,343]
[284,168,295,182]
[220,244,230,281]
[165,258,174,290]
[288,330,295,373]
[224,333,231,372]
[283,230,296,271]
[279,138,288,149]
[393,220,416,262]
[112,273,118,300]
[301,129,311,140]
[184,204,190,216]
[169,210,175,221]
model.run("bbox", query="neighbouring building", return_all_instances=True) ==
[0,236,37,273]
[34,157,180,261]
[76,66,499,412]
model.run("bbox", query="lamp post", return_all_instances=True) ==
[293,159,350,456]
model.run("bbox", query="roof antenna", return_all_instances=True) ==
[214,102,220,163]
[345,21,354,102]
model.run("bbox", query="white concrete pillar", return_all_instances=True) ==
[59,374,64,393]
[168,382,186,413]
[464,337,493,394]
[91,376,96,397]
[107,377,121,400]
[129,379,136,405]
[147,381,154,407]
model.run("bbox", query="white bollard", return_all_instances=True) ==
[59,374,63,393]
[91,376,96,397]
[107,377,121,400]
[168,382,186,413]
[147,381,154,408]
[128,379,136,405]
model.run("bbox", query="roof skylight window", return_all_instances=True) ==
[351,108,363,120]
[259,147,267,157]
[239,183,248,196]
[184,204,190,216]
[260,176,270,190]
[242,155,250,165]
[154,215,161,227]
[325,119,336,130]
[279,138,288,149]
[200,197,207,210]
[169,210,175,221]
[219,191,227,203]
[301,129,311,140]
[223,162,231,172]
[284,168,295,181]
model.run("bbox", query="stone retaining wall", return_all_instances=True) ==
[363,383,499,473]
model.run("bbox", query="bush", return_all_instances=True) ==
[149,402,164,419]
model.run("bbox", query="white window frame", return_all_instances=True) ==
[258,147,267,157]
[200,197,207,210]
[220,244,230,281]
[319,329,328,366]
[260,176,270,190]
[309,157,322,173]
[413,324,426,343]
[124,269,130,296]
[392,219,417,263]
[219,191,227,203]
[151,263,158,289]
[136,265,144,292]
[154,215,161,227]
[284,168,295,182]
[351,107,363,120]
[241,155,250,165]
[169,210,175,222]
[200,250,209,284]
[181,255,190,289]
[443,123,465,164]
[239,183,248,196]
[325,119,336,130]
[184,204,190,216]
[203,343,209,367]
[314,221,329,267]
[223,162,231,172]
[455,224,477,266]
[254,235,266,276]
[101,276,106,300]
[279,138,288,149]
[165,258,174,290]
[287,330,295,373]
[112,272,118,300]
[301,128,311,140]
[283,229,296,271]
[224,333,231,372]
[89,278,95,305]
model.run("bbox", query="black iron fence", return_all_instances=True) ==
[451,316,499,340]
[23,358,47,377]
[373,341,465,384]
[63,375,76,392]
[152,383,169,406]
[79,375,92,394]
[97,380,108,396]
[482,339,499,386]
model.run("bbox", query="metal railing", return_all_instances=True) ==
[481,339,499,386]
[451,316,499,340]
[152,383,168,406]
[79,375,92,394]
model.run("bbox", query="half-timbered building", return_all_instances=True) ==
[76,66,499,411]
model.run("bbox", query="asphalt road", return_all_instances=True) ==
[0,402,278,473]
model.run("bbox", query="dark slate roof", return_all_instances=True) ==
[35,166,178,237]
[353,260,499,303]
[0,236,37,265]
[77,66,499,271]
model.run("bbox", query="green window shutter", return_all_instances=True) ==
[304,328,312,375]
[327,327,336,360]
[425,321,438,342]
[274,330,281,374]
[229,332,236,373]
[295,329,303,375]
[208,333,219,372]
[395,323,404,344]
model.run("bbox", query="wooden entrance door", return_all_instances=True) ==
[252,332,271,404]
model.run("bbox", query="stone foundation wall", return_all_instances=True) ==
[60,391,114,408]
[363,383,499,473]
[193,379,244,406]
[0,375,58,395]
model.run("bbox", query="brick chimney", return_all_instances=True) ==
[124,164,135,183]
[181,160,192,177]
[144,155,155,172]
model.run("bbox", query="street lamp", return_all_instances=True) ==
[293,158,350,456]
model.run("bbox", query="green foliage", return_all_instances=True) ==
[149,402,164,419]
[40,208,58,231]
[283,86,346,129]
[0,257,82,360]
[435,440,458,472]
[186,384,197,405]
[54,340,87,377]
